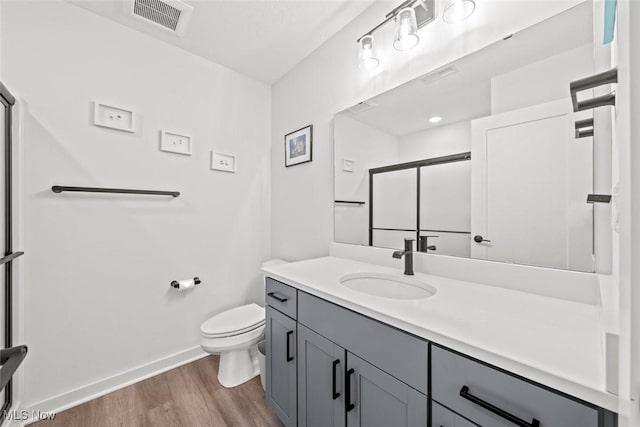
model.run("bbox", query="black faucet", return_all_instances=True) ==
[419,235,439,253]
[392,238,414,275]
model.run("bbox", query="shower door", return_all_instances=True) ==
[0,81,26,422]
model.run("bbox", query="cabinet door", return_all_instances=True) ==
[431,401,476,427]
[298,324,346,427]
[265,306,297,427]
[346,352,427,427]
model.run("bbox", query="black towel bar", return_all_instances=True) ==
[52,186,180,197]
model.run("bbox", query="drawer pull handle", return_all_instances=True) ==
[285,331,294,362]
[459,385,540,427]
[267,292,288,303]
[332,359,341,400]
[346,368,355,412]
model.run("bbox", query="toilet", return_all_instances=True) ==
[199,259,288,388]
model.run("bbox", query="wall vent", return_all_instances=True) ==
[419,65,458,86]
[347,100,378,115]
[130,0,193,36]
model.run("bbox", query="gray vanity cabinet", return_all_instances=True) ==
[346,352,427,427]
[265,306,297,427]
[297,324,346,427]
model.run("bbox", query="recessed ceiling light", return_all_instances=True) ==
[429,116,443,123]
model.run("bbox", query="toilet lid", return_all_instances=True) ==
[200,303,265,338]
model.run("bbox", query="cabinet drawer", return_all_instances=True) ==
[266,277,297,319]
[298,292,428,394]
[431,345,600,427]
[431,402,475,427]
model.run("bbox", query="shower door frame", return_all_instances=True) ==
[368,152,471,247]
[0,81,19,419]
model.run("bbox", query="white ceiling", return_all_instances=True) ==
[340,1,593,136]
[69,0,377,84]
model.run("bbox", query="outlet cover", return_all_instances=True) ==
[343,159,355,172]
[94,101,135,133]
[211,151,236,173]
[160,130,192,155]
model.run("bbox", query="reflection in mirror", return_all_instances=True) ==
[334,2,600,272]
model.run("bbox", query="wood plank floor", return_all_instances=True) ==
[31,355,283,427]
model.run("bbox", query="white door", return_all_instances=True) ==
[471,99,594,271]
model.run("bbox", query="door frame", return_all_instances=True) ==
[0,81,17,420]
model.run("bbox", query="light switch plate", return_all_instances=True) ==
[160,130,192,155]
[94,101,135,133]
[343,159,355,172]
[211,151,236,173]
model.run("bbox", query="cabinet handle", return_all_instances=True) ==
[267,292,288,303]
[332,359,341,400]
[459,386,540,427]
[346,368,355,412]
[285,331,294,362]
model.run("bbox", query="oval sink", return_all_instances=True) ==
[339,273,436,300]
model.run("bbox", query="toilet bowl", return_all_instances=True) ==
[200,303,266,388]
[199,258,288,388]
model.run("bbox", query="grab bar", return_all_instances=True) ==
[570,68,617,112]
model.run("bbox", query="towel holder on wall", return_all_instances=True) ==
[52,186,180,197]
[569,68,617,112]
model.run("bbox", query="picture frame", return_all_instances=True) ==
[284,125,313,167]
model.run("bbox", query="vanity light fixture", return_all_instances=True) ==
[356,0,436,70]
[442,0,476,23]
[428,115,443,123]
[359,35,380,70]
[393,7,420,51]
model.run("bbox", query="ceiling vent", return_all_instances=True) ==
[347,100,378,115]
[419,65,459,86]
[129,0,193,36]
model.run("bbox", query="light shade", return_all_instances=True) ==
[442,0,476,23]
[358,35,380,70]
[393,7,419,51]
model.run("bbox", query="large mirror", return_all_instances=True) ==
[334,2,605,272]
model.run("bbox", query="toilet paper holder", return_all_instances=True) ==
[170,277,201,289]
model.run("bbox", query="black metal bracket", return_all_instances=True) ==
[575,118,594,139]
[52,186,180,198]
[0,345,27,392]
[570,68,617,112]
[587,194,612,204]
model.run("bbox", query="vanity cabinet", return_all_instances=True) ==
[297,324,345,427]
[431,344,614,427]
[265,302,297,426]
[264,277,617,427]
[346,352,427,427]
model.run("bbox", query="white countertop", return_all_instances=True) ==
[262,256,618,412]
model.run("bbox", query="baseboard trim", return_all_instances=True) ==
[23,346,207,423]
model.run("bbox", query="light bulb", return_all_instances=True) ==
[358,35,380,71]
[393,7,419,51]
[443,0,476,23]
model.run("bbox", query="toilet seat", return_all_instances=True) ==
[200,303,265,338]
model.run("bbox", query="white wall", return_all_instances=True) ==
[0,0,271,409]
[399,121,471,161]
[334,114,398,246]
[271,0,584,261]
[490,44,594,114]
